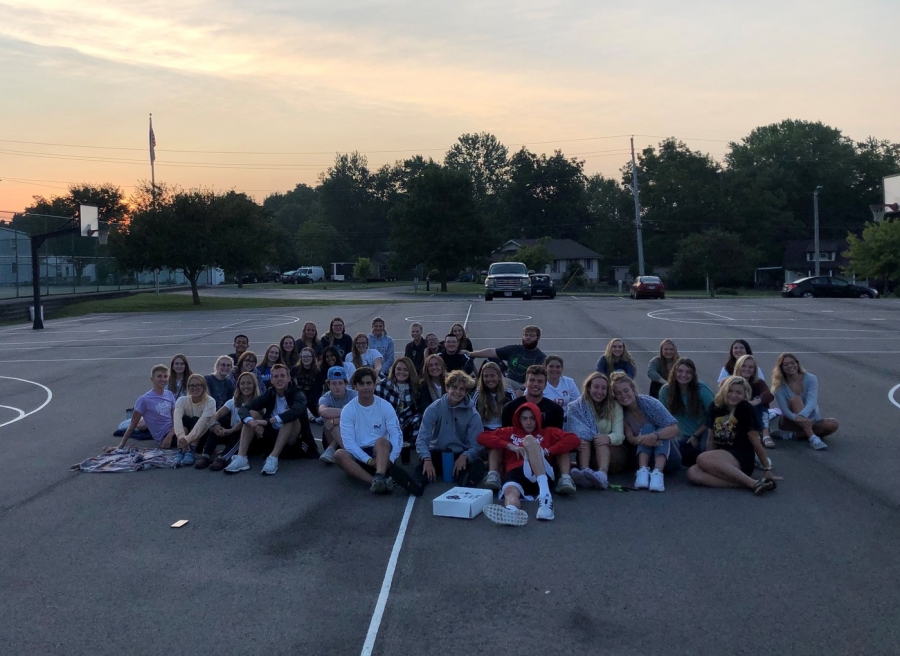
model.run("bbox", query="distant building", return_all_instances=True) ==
[783,239,850,283]
[493,238,603,282]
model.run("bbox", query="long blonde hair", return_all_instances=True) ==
[771,353,806,392]
[184,373,210,405]
[421,354,447,402]
[657,339,679,381]
[581,371,615,421]
[713,375,752,409]
[475,362,506,421]
[601,338,636,375]
[234,371,260,406]
[733,354,760,385]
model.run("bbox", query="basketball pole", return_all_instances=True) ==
[813,186,822,277]
[630,136,645,277]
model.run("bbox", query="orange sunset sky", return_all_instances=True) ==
[1,0,898,217]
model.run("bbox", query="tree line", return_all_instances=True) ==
[5,118,899,302]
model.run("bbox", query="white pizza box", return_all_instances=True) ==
[432,487,493,519]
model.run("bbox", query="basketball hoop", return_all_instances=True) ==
[98,230,109,245]
[870,203,900,222]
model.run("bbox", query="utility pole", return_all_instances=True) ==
[630,137,645,277]
[813,186,822,277]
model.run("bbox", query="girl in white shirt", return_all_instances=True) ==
[173,374,216,467]
[346,333,383,373]
[542,355,580,418]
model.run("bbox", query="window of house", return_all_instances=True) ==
[806,252,835,262]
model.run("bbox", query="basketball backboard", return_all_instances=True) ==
[80,205,99,237]
[886,174,900,207]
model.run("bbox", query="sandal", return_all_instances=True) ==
[762,435,776,449]
[753,478,777,496]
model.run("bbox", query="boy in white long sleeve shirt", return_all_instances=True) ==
[335,367,422,496]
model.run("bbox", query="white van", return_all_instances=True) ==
[297,266,325,282]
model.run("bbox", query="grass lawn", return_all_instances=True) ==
[52,293,389,319]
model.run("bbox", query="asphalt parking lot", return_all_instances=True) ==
[1,295,899,655]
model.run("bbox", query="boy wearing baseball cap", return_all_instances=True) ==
[317,366,358,463]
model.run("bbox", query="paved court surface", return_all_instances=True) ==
[2,296,900,655]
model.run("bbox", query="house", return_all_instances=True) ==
[493,238,603,282]
[783,239,850,283]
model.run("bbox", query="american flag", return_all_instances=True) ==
[149,117,156,163]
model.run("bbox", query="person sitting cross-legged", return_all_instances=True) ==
[225,364,316,475]
[317,366,358,464]
[173,374,217,467]
[478,403,579,525]
[114,364,176,450]
[414,370,485,489]
[333,367,423,496]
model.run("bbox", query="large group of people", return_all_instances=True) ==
[115,319,841,526]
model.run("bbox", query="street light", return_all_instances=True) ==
[813,186,823,277]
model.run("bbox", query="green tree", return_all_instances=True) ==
[390,163,489,292]
[584,174,636,271]
[353,257,374,280]
[671,228,755,295]
[263,183,321,234]
[445,133,510,242]
[214,191,278,288]
[295,218,348,271]
[843,219,900,294]
[515,237,554,273]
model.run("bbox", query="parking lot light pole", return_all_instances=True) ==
[813,186,822,277]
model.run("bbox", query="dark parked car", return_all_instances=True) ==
[260,269,281,283]
[282,270,312,284]
[782,276,878,299]
[281,270,298,284]
[529,274,556,299]
[233,273,258,284]
[630,276,666,299]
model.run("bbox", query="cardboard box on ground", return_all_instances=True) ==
[433,487,493,519]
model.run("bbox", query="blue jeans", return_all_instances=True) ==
[636,439,681,473]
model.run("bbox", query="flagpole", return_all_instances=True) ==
[149,113,156,202]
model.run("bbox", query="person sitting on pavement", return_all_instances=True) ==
[484,365,572,495]
[414,370,485,489]
[333,367,422,496]
[201,371,259,471]
[646,339,679,399]
[256,344,284,389]
[687,375,779,495]
[323,346,355,383]
[376,357,427,459]
[291,347,325,422]
[448,322,474,352]
[438,334,475,375]
[228,334,249,366]
[717,339,764,384]
[115,364,176,450]
[596,338,636,379]
[465,325,546,390]
[299,322,323,360]
[771,353,839,450]
[404,322,428,373]
[422,333,441,366]
[478,403,579,526]
[320,316,353,360]
[205,355,236,411]
[172,374,217,467]
[167,353,193,400]
[225,364,316,475]
[237,351,266,394]
[542,355,580,419]
[317,366,359,464]
[658,358,715,468]
[420,354,447,404]
[734,354,776,449]
[279,334,300,369]
[611,372,680,493]
[472,362,514,431]
[346,333,384,374]
[368,317,395,378]
[566,372,626,490]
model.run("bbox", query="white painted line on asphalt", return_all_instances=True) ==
[704,311,734,320]
[463,303,473,330]
[0,376,52,428]
[361,495,416,656]
[0,405,26,422]
[889,384,900,411]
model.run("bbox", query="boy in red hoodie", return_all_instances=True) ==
[477,402,579,525]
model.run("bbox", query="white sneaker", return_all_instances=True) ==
[634,466,650,489]
[261,455,279,475]
[584,469,609,490]
[224,455,250,474]
[484,504,528,526]
[536,495,555,521]
[483,470,502,491]
[319,445,336,464]
[809,435,828,450]
[649,469,665,492]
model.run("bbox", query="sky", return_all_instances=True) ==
[1,0,898,216]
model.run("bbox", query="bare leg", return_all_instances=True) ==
[637,452,650,469]
[813,418,839,438]
[577,441,591,469]
[236,411,264,457]
[334,449,374,484]
[373,436,391,475]
[786,397,815,439]
[270,420,301,458]
[502,485,523,509]
[654,454,666,471]
[690,450,755,489]
[687,465,743,488]
[522,436,546,476]
[556,452,571,475]
[489,448,502,473]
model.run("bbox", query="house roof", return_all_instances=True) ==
[783,239,849,269]
[497,238,602,260]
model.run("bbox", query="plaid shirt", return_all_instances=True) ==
[375,378,422,437]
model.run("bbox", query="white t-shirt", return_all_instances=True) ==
[346,349,383,369]
[339,396,402,464]
[544,376,580,414]
[223,399,241,428]
[718,367,765,384]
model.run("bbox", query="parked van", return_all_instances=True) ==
[297,266,325,282]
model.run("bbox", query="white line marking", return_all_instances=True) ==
[463,304,472,330]
[0,376,52,428]
[361,495,415,656]
[0,405,26,421]
[703,311,734,320]
[890,384,900,411]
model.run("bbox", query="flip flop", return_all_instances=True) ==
[762,435,776,448]
[753,478,777,495]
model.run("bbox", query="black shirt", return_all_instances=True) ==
[405,339,427,373]
[707,400,755,455]
[501,396,564,429]
[439,349,475,375]
[495,344,546,385]
[320,334,353,360]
